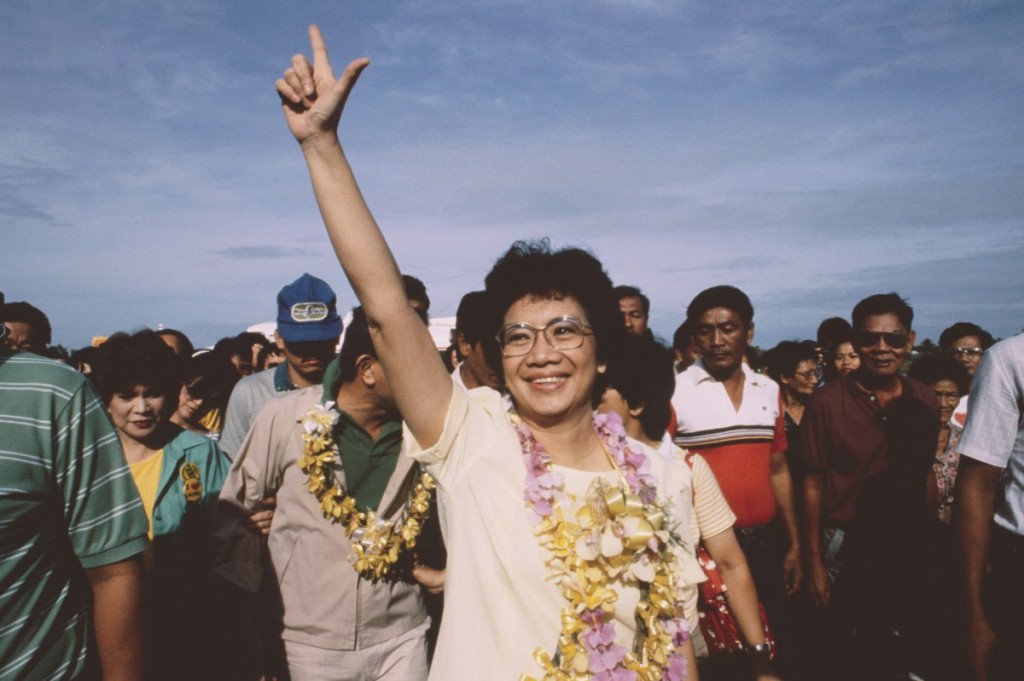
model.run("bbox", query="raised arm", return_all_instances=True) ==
[276,25,451,446]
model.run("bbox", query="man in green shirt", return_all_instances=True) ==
[213,306,441,681]
[0,346,149,680]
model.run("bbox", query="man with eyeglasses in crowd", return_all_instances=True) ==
[800,293,940,679]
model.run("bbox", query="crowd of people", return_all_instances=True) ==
[2,24,1023,681]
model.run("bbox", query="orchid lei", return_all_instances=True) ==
[516,410,689,681]
[298,401,435,580]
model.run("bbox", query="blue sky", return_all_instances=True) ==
[2,0,1022,349]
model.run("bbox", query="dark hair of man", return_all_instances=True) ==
[402,274,430,322]
[603,334,675,441]
[938,322,994,351]
[213,335,247,358]
[336,307,378,385]
[816,317,853,351]
[0,301,53,346]
[908,353,970,395]
[181,351,240,412]
[90,330,180,408]
[156,328,195,357]
[851,293,913,332]
[612,285,650,315]
[455,290,492,345]
[70,345,98,373]
[763,340,820,384]
[256,344,284,370]
[672,319,693,353]
[482,239,624,392]
[686,285,754,327]
[236,331,271,353]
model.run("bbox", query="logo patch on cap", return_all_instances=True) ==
[291,302,329,323]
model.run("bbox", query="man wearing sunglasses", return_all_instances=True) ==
[799,293,940,677]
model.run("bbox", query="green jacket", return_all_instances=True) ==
[147,427,231,680]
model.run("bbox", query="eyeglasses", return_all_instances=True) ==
[496,316,593,357]
[854,331,909,349]
[946,347,984,358]
[794,367,822,381]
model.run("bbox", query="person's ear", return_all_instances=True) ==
[356,355,376,386]
[274,331,285,350]
[746,322,755,346]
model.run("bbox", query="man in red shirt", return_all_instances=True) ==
[672,285,801,672]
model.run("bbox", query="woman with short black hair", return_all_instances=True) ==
[92,330,230,680]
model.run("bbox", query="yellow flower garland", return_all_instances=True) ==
[516,413,690,681]
[297,402,435,580]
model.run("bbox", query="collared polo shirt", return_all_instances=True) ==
[334,410,403,513]
[319,355,403,511]
[219,364,301,458]
[0,349,149,680]
[672,359,787,527]
[958,334,1024,535]
[800,373,938,524]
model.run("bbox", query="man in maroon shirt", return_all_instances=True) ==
[800,293,939,679]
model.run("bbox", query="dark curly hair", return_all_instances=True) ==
[91,330,181,412]
[482,239,624,402]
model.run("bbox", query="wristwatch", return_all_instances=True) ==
[745,642,773,654]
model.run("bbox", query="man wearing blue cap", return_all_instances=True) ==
[220,273,343,459]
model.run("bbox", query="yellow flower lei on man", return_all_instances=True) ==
[298,402,435,580]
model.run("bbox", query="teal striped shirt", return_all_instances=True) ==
[0,349,148,680]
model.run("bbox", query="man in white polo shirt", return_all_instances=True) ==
[672,285,801,674]
[955,332,1024,681]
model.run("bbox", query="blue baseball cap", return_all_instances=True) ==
[276,274,343,343]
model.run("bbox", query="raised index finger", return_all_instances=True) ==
[308,25,335,79]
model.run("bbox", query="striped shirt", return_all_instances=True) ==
[0,349,148,681]
[672,360,787,527]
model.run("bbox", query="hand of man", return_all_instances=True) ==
[782,544,803,595]
[808,556,831,607]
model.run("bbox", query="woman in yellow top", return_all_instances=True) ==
[91,330,231,680]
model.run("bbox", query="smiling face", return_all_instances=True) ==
[108,385,167,444]
[502,295,602,429]
[930,378,961,425]
[855,313,915,380]
[693,307,753,380]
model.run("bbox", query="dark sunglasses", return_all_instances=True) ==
[854,331,909,349]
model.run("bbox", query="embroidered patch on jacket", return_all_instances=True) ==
[181,462,203,503]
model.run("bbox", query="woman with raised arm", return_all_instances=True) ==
[277,26,699,680]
